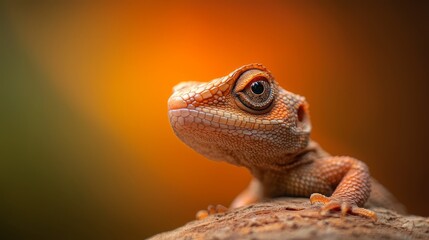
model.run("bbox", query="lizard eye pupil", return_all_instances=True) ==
[251,81,264,94]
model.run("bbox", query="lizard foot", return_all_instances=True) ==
[310,193,377,221]
[195,204,228,220]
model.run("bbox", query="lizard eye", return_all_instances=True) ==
[234,71,275,113]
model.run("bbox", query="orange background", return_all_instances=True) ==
[1,1,428,239]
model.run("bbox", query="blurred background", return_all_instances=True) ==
[1,1,428,239]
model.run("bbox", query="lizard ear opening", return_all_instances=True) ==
[297,103,310,131]
[298,104,306,122]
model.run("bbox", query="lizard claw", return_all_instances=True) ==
[310,193,330,204]
[310,193,377,221]
[195,204,228,220]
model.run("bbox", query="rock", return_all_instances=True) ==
[149,198,429,240]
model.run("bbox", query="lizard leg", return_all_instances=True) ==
[230,178,264,209]
[308,156,377,221]
[196,178,263,220]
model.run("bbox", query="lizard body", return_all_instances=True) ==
[168,64,404,220]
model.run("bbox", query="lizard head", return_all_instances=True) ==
[168,64,311,170]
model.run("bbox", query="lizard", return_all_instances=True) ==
[167,63,405,221]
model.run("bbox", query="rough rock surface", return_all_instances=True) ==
[149,198,429,240]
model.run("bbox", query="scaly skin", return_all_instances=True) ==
[167,63,404,221]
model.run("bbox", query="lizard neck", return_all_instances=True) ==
[244,140,329,198]
[247,140,328,179]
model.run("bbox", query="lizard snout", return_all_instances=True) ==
[168,96,188,110]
